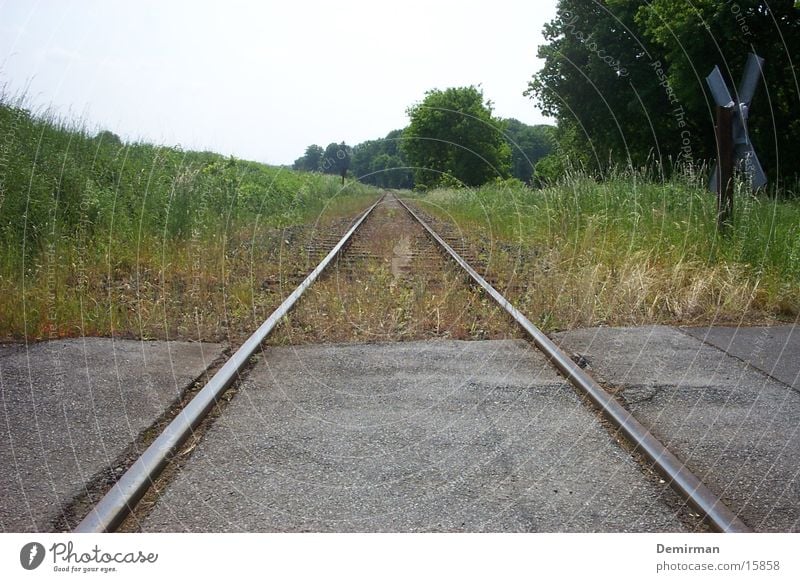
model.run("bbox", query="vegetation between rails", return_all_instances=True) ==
[415,172,800,330]
[268,200,520,345]
[0,99,379,341]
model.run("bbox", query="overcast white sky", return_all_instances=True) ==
[0,0,558,165]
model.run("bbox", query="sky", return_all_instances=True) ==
[0,0,558,166]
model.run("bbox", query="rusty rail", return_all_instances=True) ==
[75,194,384,533]
[395,195,750,533]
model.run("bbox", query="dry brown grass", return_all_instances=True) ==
[496,249,773,331]
[0,196,377,343]
[269,198,521,345]
[408,188,796,332]
[268,263,520,345]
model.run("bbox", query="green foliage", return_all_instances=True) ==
[293,142,352,179]
[0,98,380,339]
[293,144,324,172]
[402,86,511,189]
[93,130,122,147]
[634,0,800,183]
[501,119,555,184]
[432,169,800,281]
[486,176,529,192]
[0,99,375,272]
[351,129,414,189]
[421,170,800,322]
[298,105,546,191]
[533,154,568,185]
[318,142,348,177]
[529,0,800,184]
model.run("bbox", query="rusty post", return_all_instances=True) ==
[715,105,735,231]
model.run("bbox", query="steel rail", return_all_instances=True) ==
[395,195,751,533]
[75,195,385,533]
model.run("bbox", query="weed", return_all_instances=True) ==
[415,169,800,329]
[0,97,378,341]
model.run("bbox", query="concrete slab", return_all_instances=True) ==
[0,338,223,532]
[140,340,690,532]
[553,326,800,532]
[682,325,799,390]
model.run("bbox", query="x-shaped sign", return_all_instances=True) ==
[706,53,767,191]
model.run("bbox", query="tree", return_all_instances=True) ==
[528,0,800,183]
[351,129,414,189]
[292,144,323,172]
[402,86,511,188]
[94,130,122,147]
[502,119,556,183]
[526,0,674,174]
[635,0,800,183]
[320,142,351,181]
[337,142,351,183]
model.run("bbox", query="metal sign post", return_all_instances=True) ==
[706,53,767,231]
[714,105,735,228]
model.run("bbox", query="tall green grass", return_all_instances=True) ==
[0,98,378,340]
[419,171,800,328]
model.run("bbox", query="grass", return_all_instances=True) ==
[267,200,520,345]
[4,92,797,343]
[268,265,518,345]
[0,97,379,341]
[413,171,800,330]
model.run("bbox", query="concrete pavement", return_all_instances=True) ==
[682,326,798,390]
[0,338,223,532]
[553,325,800,532]
[3,325,797,532]
[139,340,692,532]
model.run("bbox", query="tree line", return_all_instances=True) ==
[295,1,799,191]
[527,0,800,186]
[292,88,554,190]
[293,142,352,182]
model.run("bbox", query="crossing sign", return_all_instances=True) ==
[706,53,767,227]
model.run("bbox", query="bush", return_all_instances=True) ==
[533,154,566,185]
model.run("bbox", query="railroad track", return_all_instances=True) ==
[75,192,750,533]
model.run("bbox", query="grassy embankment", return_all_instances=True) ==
[416,173,800,330]
[3,95,796,342]
[0,99,378,342]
